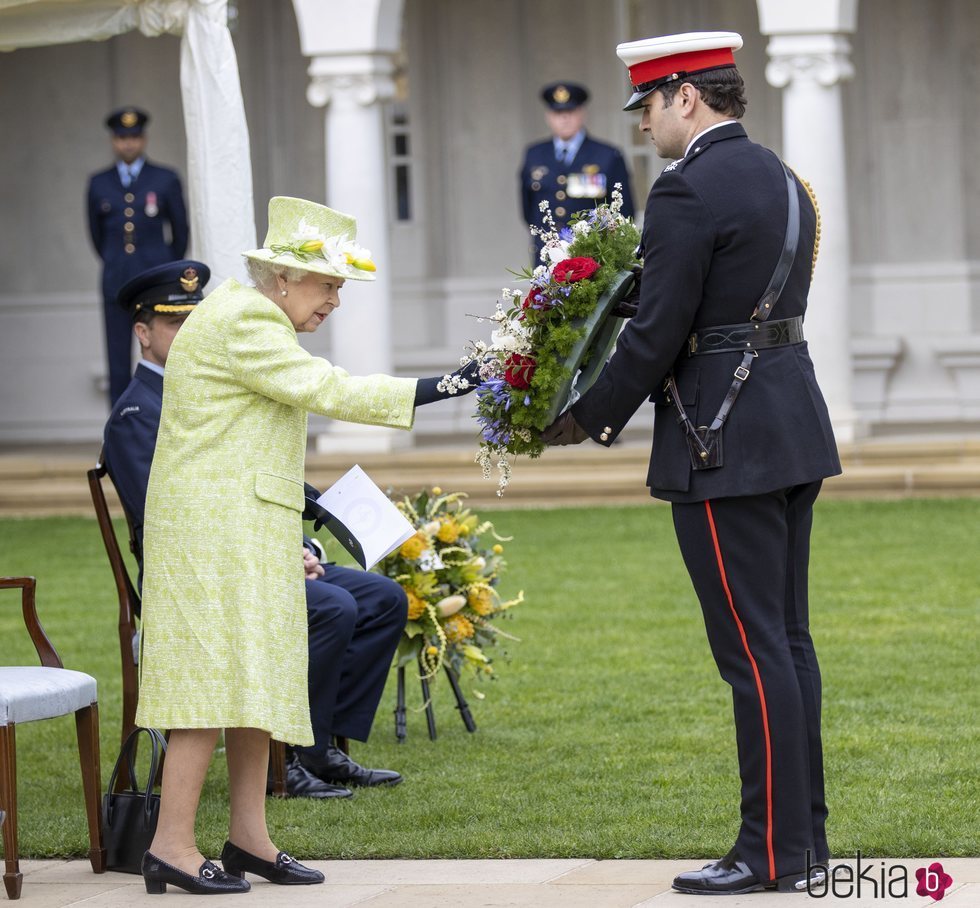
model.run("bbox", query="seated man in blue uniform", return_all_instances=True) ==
[87,107,189,405]
[519,82,635,259]
[102,260,406,800]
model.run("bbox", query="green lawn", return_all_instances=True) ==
[1,498,978,860]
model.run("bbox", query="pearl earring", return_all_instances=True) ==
[281,290,287,297]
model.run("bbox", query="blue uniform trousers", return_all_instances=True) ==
[671,481,828,882]
[297,564,408,753]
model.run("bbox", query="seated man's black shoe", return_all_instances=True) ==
[299,744,402,788]
[672,848,824,896]
[268,753,353,799]
[220,841,324,885]
[141,851,251,895]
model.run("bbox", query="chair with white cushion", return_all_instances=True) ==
[0,576,105,900]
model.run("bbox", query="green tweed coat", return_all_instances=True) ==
[135,279,417,744]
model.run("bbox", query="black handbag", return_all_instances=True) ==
[101,726,167,874]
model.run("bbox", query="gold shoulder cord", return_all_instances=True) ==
[790,167,821,280]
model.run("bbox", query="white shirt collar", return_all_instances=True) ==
[684,121,737,157]
[554,129,586,162]
[116,156,145,180]
[139,360,165,377]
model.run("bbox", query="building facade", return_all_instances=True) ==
[0,0,977,446]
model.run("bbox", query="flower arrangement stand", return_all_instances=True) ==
[394,658,477,741]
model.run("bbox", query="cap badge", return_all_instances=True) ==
[121,110,138,128]
[179,267,200,292]
[553,86,570,104]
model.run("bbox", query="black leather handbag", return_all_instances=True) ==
[101,726,167,874]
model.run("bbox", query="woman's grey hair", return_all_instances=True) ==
[244,258,309,294]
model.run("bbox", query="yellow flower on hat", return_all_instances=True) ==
[346,252,376,272]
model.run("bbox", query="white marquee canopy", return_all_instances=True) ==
[0,0,256,284]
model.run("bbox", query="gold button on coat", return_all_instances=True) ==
[603,426,612,433]
[600,432,609,441]
[124,243,135,254]
[124,222,135,232]
[124,193,135,203]
[557,175,567,185]
[124,207,134,217]
[556,190,566,200]
[555,206,566,217]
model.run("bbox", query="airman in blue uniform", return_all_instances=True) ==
[520,82,634,258]
[87,108,189,404]
[102,260,406,800]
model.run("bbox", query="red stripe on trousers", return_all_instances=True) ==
[704,500,776,880]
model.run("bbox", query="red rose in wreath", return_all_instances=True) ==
[552,256,600,283]
[504,353,536,389]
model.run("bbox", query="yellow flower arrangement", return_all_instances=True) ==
[375,487,523,690]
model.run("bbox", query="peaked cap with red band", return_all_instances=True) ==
[616,31,743,110]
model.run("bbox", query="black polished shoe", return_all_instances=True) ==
[268,753,354,799]
[141,851,250,895]
[220,841,324,885]
[299,744,402,788]
[672,848,823,895]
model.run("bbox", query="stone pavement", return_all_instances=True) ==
[12,857,980,906]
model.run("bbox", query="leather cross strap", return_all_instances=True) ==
[687,315,803,356]
[667,157,801,465]
[751,160,800,323]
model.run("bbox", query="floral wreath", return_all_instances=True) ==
[375,488,523,690]
[441,186,641,494]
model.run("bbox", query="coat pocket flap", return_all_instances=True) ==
[254,471,304,512]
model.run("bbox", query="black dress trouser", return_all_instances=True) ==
[671,480,828,883]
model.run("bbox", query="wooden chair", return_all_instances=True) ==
[87,458,291,795]
[0,577,105,900]
[86,460,140,757]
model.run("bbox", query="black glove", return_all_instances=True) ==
[303,482,329,530]
[540,411,589,446]
[610,265,642,318]
[414,360,481,407]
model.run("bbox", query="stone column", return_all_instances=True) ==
[765,32,859,443]
[306,53,403,453]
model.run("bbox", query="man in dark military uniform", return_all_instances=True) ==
[87,107,189,404]
[519,82,634,259]
[103,260,406,800]
[543,33,841,895]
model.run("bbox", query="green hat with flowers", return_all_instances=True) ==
[243,196,377,281]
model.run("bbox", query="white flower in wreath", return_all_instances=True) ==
[491,319,531,353]
[542,240,571,265]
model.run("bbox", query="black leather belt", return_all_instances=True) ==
[687,315,804,356]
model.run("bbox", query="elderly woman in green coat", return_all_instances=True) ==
[137,198,475,895]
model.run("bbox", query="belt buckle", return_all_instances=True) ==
[688,333,698,355]
[733,364,751,381]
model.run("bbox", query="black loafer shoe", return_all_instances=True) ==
[672,848,824,895]
[299,745,402,788]
[141,851,250,895]
[220,841,324,885]
[269,753,354,799]
[672,849,765,895]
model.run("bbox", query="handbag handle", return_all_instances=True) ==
[105,726,168,823]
